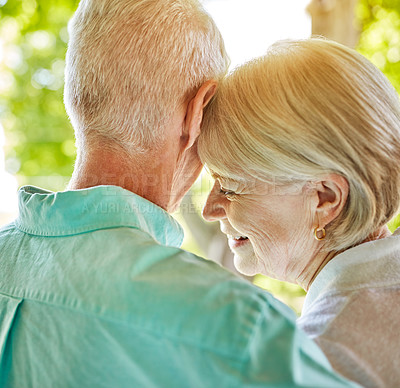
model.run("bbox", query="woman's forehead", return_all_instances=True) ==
[212,173,262,192]
[211,172,244,185]
[209,169,251,183]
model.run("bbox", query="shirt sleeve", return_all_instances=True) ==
[238,293,361,387]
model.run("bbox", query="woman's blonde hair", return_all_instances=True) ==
[198,38,400,251]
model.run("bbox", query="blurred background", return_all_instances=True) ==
[1,0,400,314]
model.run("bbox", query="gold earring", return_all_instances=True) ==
[314,227,326,241]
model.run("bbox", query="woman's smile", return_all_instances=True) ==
[228,235,250,249]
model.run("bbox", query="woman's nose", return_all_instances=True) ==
[202,181,227,222]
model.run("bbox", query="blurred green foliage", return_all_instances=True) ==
[0,0,78,185]
[356,0,400,233]
[253,275,306,315]
[357,0,400,92]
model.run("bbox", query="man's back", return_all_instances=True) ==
[0,185,356,387]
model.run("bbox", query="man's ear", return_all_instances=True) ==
[313,174,349,228]
[182,80,217,151]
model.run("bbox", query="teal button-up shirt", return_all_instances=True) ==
[0,186,356,387]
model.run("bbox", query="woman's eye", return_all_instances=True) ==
[219,188,236,198]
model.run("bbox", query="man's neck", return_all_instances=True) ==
[68,146,176,211]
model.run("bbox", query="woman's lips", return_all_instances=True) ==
[228,235,250,249]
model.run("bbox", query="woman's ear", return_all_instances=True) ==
[314,174,349,228]
[181,80,217,151]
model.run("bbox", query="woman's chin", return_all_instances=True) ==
[233,251,261,277]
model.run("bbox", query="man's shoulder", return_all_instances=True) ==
[88,227,290,350]
[1,224,353,386]
[1,222,290,353]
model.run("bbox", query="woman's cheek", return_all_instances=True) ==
[227,200,254,233]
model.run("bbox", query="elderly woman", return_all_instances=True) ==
[199,38,400,388]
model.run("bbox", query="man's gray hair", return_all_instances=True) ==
[64,0,229,152]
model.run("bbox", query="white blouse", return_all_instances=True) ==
[298,228,400,388]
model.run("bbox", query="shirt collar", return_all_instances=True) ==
[15,185,184,248]
[302,227,400,314]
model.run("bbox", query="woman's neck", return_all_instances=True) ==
[297,225,392,292]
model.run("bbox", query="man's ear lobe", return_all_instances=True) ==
[182,80,217,151]
[315,174,349,227]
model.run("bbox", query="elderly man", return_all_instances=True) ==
[0,1,357,387]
